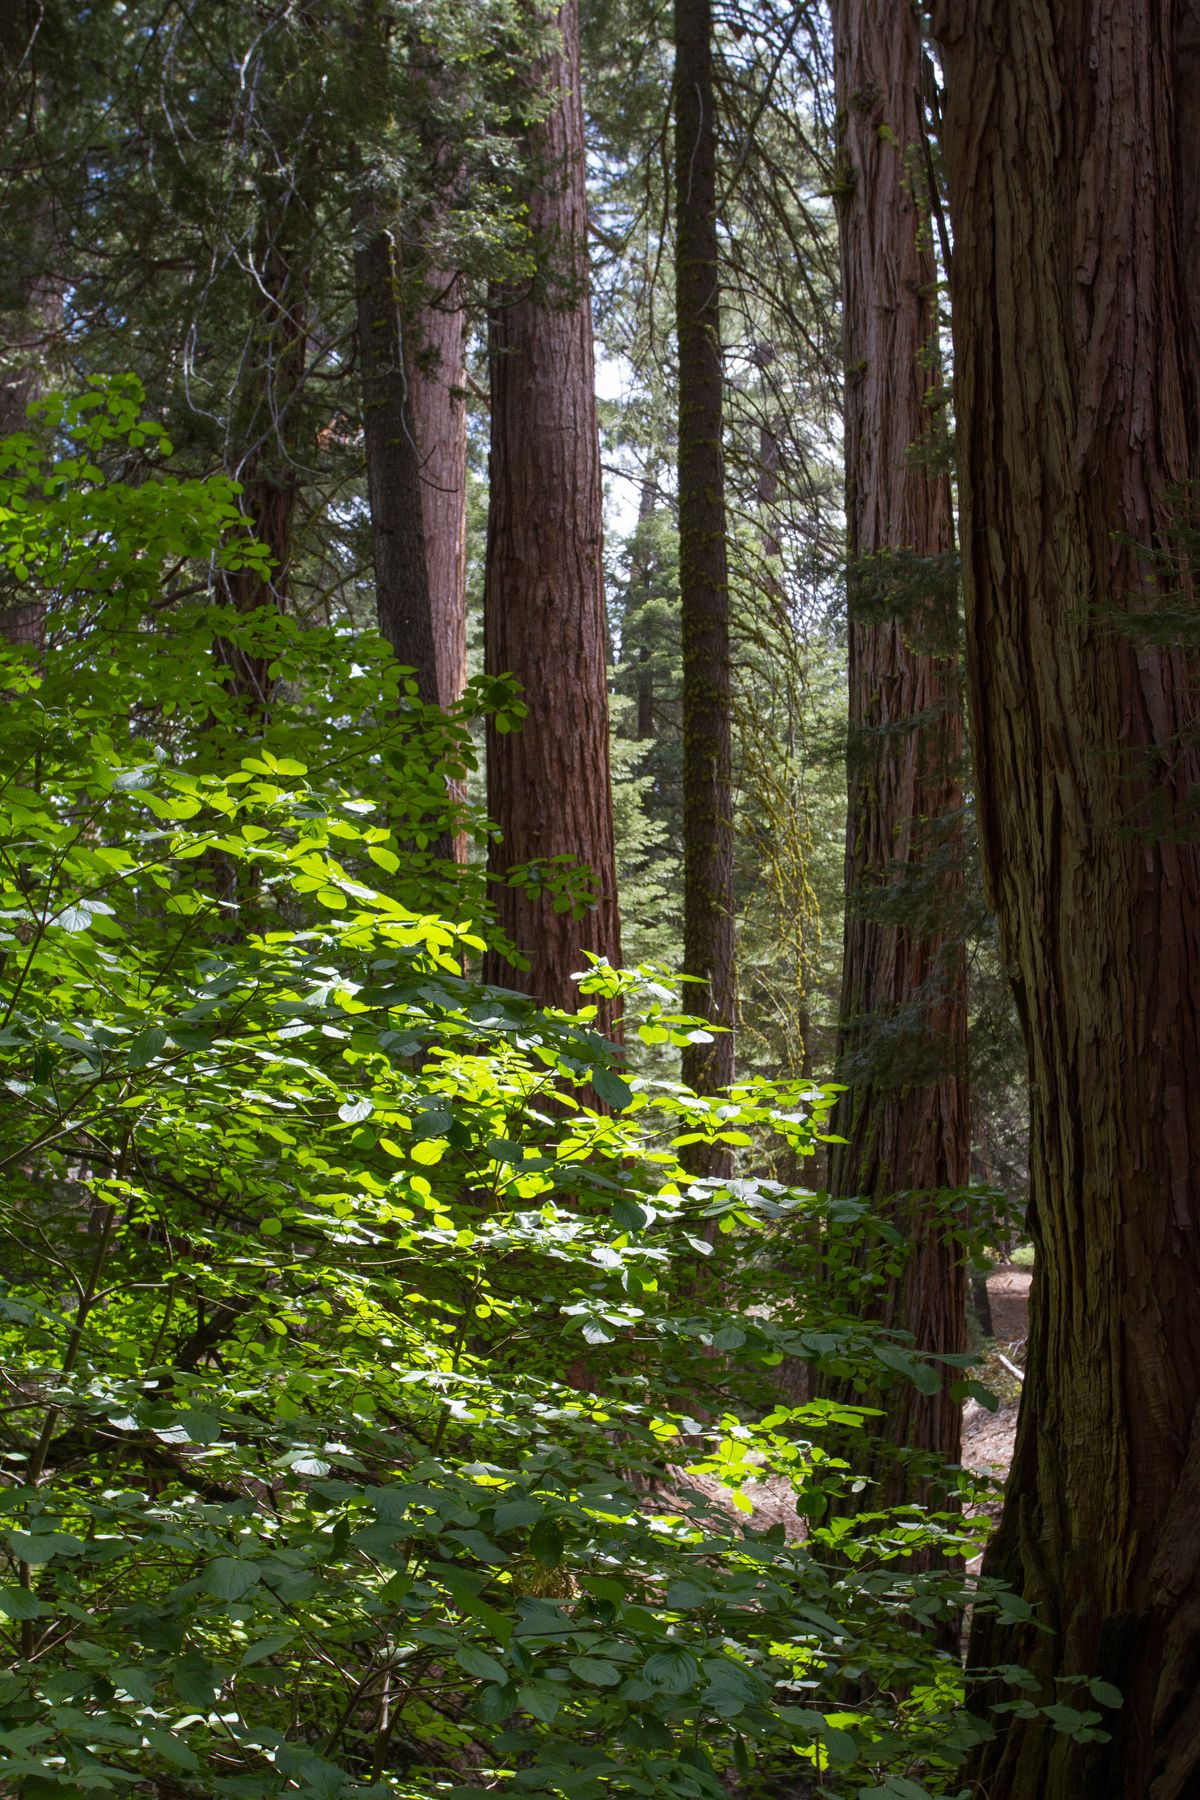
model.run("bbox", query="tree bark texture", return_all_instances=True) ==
[483,0,622,1029]
[933,4,1200,1795]
[409,272,468,712]
[827,0,969,1478]
[624,470,659,742]
[0,0,61,650]
[217,232,306,715]
[355,225,439,709]
[674,0,736,1107]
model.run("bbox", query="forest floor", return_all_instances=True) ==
[681,1266,1031,1539]
[960,1266,1030,1479]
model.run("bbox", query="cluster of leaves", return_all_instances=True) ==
[0,391,1103,1800]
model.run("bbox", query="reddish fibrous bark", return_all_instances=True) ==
[827,0,969,1476]
[674,0,736,1127]
[482,0,622,1031]
[933,3,1200,1794]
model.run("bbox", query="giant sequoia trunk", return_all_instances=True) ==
[483,0,622,1028]
[827,0,968,1478]
[674,0,736,1108]
[932,4,1200,1795]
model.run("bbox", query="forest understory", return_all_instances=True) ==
[1,3,1197,1799]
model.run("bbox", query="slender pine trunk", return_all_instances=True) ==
[674,0,736,1123]
[623,471,658,743]
[409,271,468,714]
[409,271,470,864]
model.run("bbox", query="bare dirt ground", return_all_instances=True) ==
[984,1266,1032,1348]
[694,1267,1036,1533]
[678,1267,1032,1538]
[961,1267,1030,1481]
[676,1260,1036,1540]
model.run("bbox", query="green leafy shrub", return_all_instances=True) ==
[0,384,1073,1800]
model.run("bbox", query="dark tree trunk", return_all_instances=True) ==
[674,0,736,1116]
[482,0,622,1030]
[623,471,658,743]
[355,224,439,709]
[349,2,464,719]
[969,1265,994,1341]
[0,0,61,651]
[217,233,307,715]
[753,341,782,563]
[205,218,310,918]
[932,4,1200,1795]
[826,0,969,1481]
[409,272,468,713]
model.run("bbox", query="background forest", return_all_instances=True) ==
[0,4,1197,1800]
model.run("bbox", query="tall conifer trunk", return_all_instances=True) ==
[350,4,466,719]
[674,0,736,1111]
[483,0,622,1028]
[622,470,658,743]
[355,222,440,709]
[205,222,308,915]
[827,0,968,1475]
[932,4,1200,1794]
[218,206,309,716]
[410,273,468,713]
[409,272,469,862]
[0,0,61,649]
